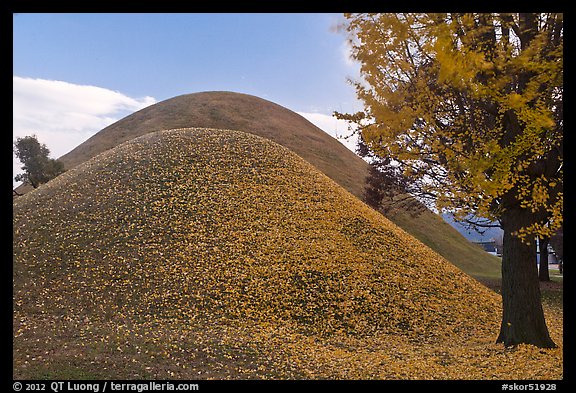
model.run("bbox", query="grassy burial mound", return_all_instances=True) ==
[13,128,562,379]
[57,92,368,197]
[47,91,500,278]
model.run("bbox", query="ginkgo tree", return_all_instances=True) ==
[336,13,562,348]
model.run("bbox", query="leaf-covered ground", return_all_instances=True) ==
[13,128,562,379]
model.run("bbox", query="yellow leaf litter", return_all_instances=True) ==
[13,128,562,379]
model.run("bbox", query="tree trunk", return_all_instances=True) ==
[538,237,550,282]
[496,208,556,348]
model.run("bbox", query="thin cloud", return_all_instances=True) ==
[297,111,359,153]
[340,39,358,68]
[13,76,156,187]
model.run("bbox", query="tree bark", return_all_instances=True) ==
[496,208,556,348]
[538,237,551,282]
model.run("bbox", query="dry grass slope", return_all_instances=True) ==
[13,128,562,379]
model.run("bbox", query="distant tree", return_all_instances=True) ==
[493,233,504,256]
[549,226,563,274]
[337,13,562,348]
[359,137,427,217]
[14,135,65,188]
[363,162,387,210]
[538,236,550,281]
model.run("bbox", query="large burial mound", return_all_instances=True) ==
[58,92,368,197]
[41,91,500,278]
[14,128,562,379]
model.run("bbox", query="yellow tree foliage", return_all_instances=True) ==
[337,13,562,349]
[338,13,562,240]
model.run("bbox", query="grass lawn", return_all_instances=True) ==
[478,265,563,308]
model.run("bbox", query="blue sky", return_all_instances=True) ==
[14,13,360,109]
[13,13,363,186]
